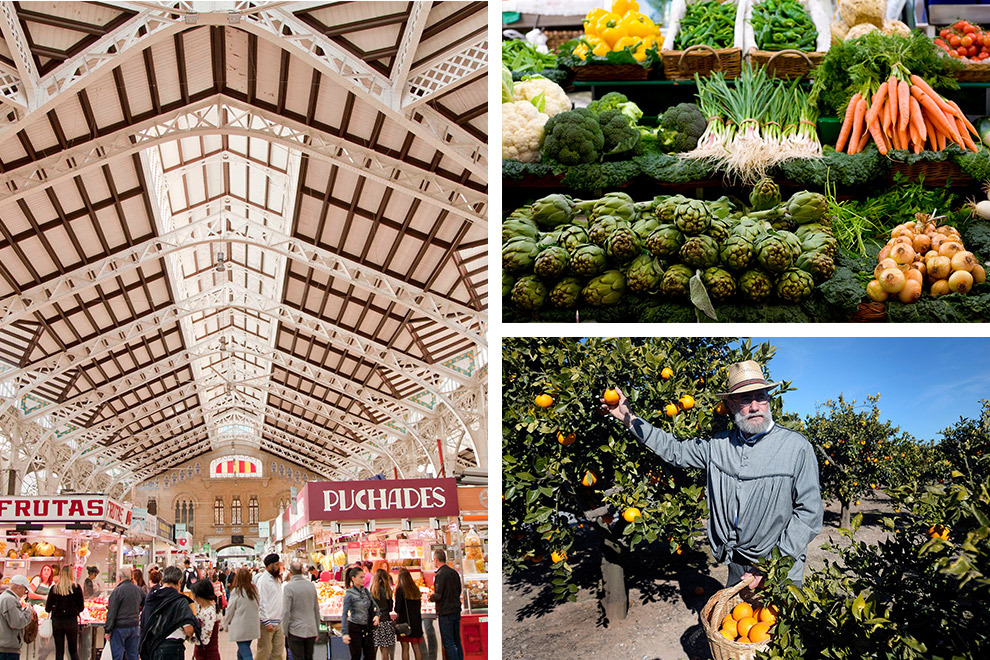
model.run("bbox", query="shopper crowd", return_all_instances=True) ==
[0,553,462,660]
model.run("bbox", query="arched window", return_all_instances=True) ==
[174,499,194,536]
[214,497,224,525]
[231,496,242,525]
[147,498,157,516]
[210,456,261,478]
[249,497,259,524]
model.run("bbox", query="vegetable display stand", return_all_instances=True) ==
[544,30,582,51]
[885,160,974,187]
[572,63,655,81]
[662,44,742,80]
[700,577,770,660]
[748,48,824,78]
[849,301,887,323]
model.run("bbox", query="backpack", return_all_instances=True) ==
[23,607,39,644]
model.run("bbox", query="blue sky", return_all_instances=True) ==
[744,337,990,443]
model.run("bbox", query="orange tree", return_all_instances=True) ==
[502,337,793,619]
[758,403,990,660]
[804,394,909,529]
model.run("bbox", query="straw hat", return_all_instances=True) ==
[715,360,781,399]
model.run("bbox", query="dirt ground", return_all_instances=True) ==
[503,494,897,660]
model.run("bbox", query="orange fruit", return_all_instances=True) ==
[721,615,737,636]
[736,616,758,639]
[757,604,778,625]
[622,507,642,523]
[551,550,567,563]
[748,622,771,643]
[535,394,553,408]
[661,367,673,380]
[719,629,735,641]
[665,403,678,417]
[732,602,753,621]
[679,394,695,410]
[736,636,748,643]
[582,471,597,487]
[715,401,728,415]
[557,431,576,446]
[603,388,620,405]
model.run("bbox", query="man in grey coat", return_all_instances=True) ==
[282,561,321,660]
[0,575,34,660]
[604,360,824,587]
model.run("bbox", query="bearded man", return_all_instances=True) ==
[603,360,823,587]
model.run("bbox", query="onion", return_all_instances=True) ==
[879,267,906,293]
[866,280,888,302]
[950,251,976,273]
[973,263,987,285]
[897,279,922,303]
[930,279,950,297]
[948,269,974,294]
[973,200,990,220]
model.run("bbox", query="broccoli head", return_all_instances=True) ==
[598,109,641,158]
[541,108,605,165]
[659,103,707,152]
[587,91,644,123]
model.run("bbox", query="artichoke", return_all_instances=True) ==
[502,236,540,274]
[536,231,560,252]
[701,267,737,303]
[706,217,731,245]
[625,254,663,293]
[770,216,796,232]
[749,178,781,211]
[631,216,662,242]
[795,223,833,240]
[510,275,548,310]
[680,235,719,270]
[502,270,514,298]
[673,199,713,235]
[582,270,626,306]
[739,269,774,303]
[800,232,837,259]
[506,205,534,222]
[755,234,794,272]
[709,196,737,220]
[570,244,608,277]
[775,268,815,303]
[558,224,590,252]
[719,235,755,271]
[591,193,637,223]
[502,216,539,243]
[796,250,836,284]
[785,190,828,225]
[645,225,685,259]
[549,277,584,309]
[530,194,574,229]
[588,215,631,246]
[606,227,641,263]
[654,195,688,223]
[660,264,694,298]
[731,219,765,244]
[534,245,569,279]
[777,231,803,259]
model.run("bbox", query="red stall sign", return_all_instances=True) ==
[305,479,459,521]
[0,496,132,526]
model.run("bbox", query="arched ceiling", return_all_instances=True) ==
[0,1,488,489]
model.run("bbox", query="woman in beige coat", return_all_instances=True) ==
[223,569,261,660]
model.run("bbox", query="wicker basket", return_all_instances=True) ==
[544,29,583,51]
[572,63,653,81]
[953,61,990,82]
[662,44,742,80]
[886,159,974,187]
[700,577,772,660]
[748,48,825,78]
[849,301,887,323]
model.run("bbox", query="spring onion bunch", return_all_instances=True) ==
[687,65,822,181]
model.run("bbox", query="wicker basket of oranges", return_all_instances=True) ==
[700,576,777,660]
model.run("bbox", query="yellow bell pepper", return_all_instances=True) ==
[611,0,640,15]
[583,8,609,36]
[591,40,611,57]
[614,35,643,52]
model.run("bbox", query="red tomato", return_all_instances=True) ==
[963,24,977,34]
[961,35,973,47]
[950,34,962,47]
[972,45,981,56]
[949,49,959,58]
[955,20,969,30]
[940,29,950,39]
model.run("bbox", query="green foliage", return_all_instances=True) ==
[502,39,558,73]
[777,146,888,188]
[502,338,790,599]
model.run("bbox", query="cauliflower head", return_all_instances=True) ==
[512,76,572,117]
[502,100,549,163]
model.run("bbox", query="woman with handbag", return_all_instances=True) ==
[341,567,380,660]
[393,569,423,660]
[45,565,85,660]
[369,570,395,660]
[191,580,221,660]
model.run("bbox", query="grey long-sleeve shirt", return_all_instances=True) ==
[630,417,823,582]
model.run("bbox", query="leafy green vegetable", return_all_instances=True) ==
[587,92,644,123]
[541,108,605,165]
[776,146,887,188]
[502,39,558,73]
[751,0,817,52]
[598,110,642,158]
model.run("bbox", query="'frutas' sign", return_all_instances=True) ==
[0,496,132,526]
[305,479,459,521]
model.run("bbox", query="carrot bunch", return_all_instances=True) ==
[835,70,980,155]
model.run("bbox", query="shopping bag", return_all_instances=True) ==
[38,617,52,639]
[100,641,112,660]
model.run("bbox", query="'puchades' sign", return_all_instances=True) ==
[0,496,132,527]
[305,478,459,521]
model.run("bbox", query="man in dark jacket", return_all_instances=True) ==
[105,564,145,660]
[429,549,463,660]
[139,566,199,660]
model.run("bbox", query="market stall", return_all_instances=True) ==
[0,495,131,660]
[502,1,990,323]
[272,478,487,660]
[124,511,177,574]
